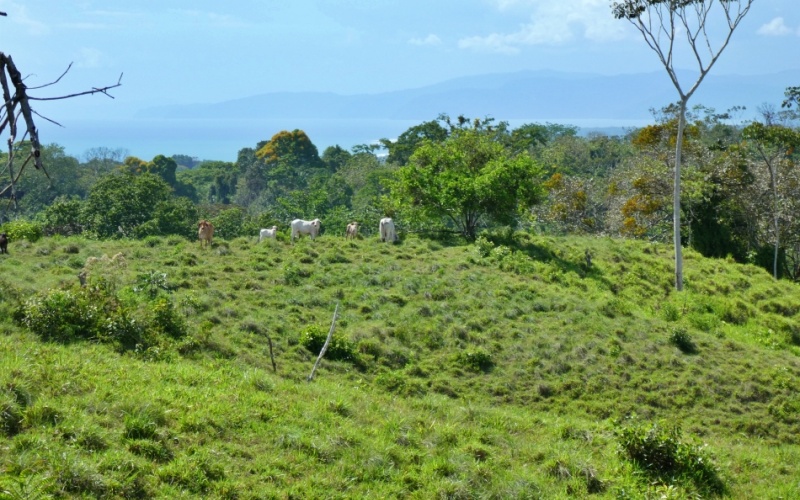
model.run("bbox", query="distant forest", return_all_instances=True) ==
[2,105,800,279]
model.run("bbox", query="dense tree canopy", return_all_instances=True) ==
[81,172,174,238]
[393,127,544,239]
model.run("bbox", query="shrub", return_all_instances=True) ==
[662,302,680,322]
[143,235,163,247]
[17,280,188,353]
[1,219,43,242]
[133,271,172,299]
[210,206,257,240]
[19,289,100,342]
[38,196,84,236]
[615,419,725,496]
[669,328,697,354]
[456,348,494,372]
[300,325,357,363]
[1,393,24,437]
[474,236,494,258]
[150,297,188,339]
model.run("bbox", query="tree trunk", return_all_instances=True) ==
[673,99,687,291]
[769,161,779,279]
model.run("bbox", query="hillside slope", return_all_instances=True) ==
[1,232,799,498]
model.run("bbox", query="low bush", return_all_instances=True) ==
[669,327,697,354]
[300,325,357,363]
[16,276,188,353]
[456,348,494,372]
[2,219,44,242]
[615,419,725,496]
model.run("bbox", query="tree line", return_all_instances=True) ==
[1,105,799,278]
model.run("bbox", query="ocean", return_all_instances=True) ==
[36,117,646,163]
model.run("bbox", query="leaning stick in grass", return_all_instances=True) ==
[266,334,276,372]
[307,303,340,382]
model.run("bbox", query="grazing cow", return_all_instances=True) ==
[198,220,214,248]
[80,252,126,286]
[0,233,7,254]
[345,222,359,240]
[290,218,321,242]
[259,226,278,242]
[379,217,397,243]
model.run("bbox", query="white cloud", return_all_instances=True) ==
[409,34,442,46]
[3,1,49,35]
[460,0,625,54]
[75,47,104,68]
[757,17,793,36]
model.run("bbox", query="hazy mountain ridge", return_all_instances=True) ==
[140,69,800,122]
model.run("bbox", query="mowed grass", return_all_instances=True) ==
[1,230,800,498]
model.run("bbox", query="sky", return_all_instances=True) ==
[1,0,799,160]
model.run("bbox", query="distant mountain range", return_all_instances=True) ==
[139,69,800,123]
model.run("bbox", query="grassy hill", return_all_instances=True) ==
[1,230,799,498]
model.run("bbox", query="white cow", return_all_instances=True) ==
[379,217,397,243]
[345,222,359,240]
[259,226,278,242]
[291,218,321,242]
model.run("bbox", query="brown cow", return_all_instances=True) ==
[0,232,7,254]
[345,222,359,240]
[198,220,214,248]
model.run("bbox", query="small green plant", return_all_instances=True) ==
[143,235,163,247]
[473,236,494,258]
[669,327,697,354]
[134,271,172,298]
[1,393,24,437]
[662,302,680,322]
[300,325,357,363]
[615,418,725,496]
[456,348,494,372]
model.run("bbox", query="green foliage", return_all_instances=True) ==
[0,219,43,243]
[134,271,172,299]
[5,143,90,217]
[299,324,357,363]
[81,172,173,238]
[669,327,697,354]
[18,288,100,342]
[615,419,725,496]
[134,197,198,239]
[456,348,494,372]
[16,275,187,352]
[394,127,545,239]
[37,196,84,236]
[379,118,449,165]
[210,206,257,240]
[0,395,24,437]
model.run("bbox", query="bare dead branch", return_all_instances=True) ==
[307,303,340,382]
[0,51,119,210]
[30,73,123,101]
[26,62,73,91]
[32,109,65,128]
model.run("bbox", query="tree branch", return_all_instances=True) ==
[307,303,340,382]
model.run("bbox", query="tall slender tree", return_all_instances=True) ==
[742,120,800,279]
[611,0,755,290]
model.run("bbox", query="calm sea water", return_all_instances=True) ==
[36,117,645,163]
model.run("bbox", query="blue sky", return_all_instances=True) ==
[1,1,798,160]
